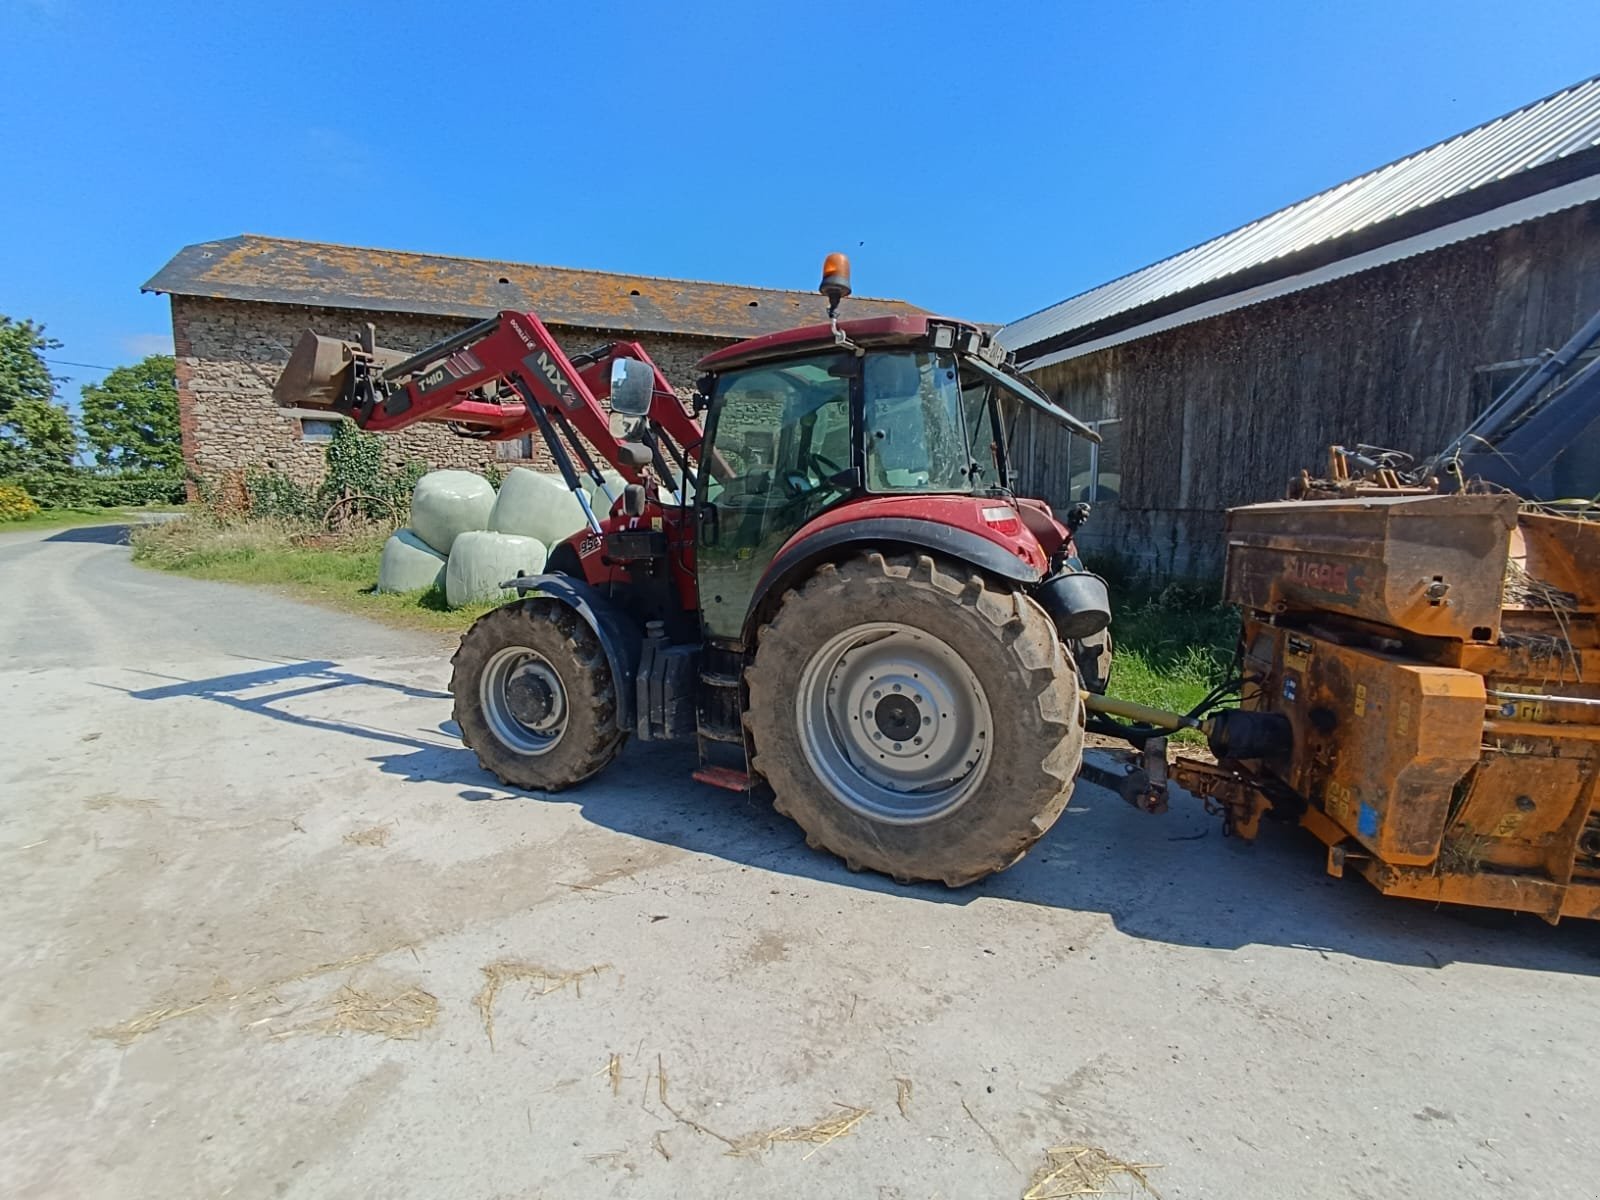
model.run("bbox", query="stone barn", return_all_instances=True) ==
[142,235,922,490]
[1001,75,1600,580]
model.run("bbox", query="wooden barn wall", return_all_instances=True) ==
[1019,201,1600,580]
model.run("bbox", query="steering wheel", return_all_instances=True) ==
[808,450,846,478]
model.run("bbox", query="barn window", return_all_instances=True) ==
[299,418,339,443]
[1474,349,1600,414]
[1064,418,1122,505]
[497,435,534,460]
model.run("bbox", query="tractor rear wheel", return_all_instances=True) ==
[450,600,628,791]
[745,553,1085,886]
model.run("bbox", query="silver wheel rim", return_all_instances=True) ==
[480,646,569,756]
[795,622,993,825]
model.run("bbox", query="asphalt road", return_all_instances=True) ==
[2,522,1597,1200]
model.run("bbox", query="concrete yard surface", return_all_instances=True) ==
[2,523,1598,1199]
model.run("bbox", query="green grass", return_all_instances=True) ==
[1104,583,1239,731]
[0,504,184,533]
[130,516,497,634]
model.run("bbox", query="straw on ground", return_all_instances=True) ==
[1023,1144,1163,1199]
[343,824,393,848]
[95,943,415,1045]
[472,960,611,1049]
[650,1053,871,1160]
[274,983,438,1040]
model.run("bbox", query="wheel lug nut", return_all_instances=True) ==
[892,683,901,692]
[893,742,902,751]
[922,716,931,726]
[872,690,882,699]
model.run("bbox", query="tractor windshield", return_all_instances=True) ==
[862,350,1006,493]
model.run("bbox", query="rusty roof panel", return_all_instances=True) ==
[144,235,924,340]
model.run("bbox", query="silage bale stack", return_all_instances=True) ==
[375,467,598,606]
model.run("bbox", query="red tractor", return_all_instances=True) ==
[274,255,1111,885]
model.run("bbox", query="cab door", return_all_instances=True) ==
[696,352,854,642]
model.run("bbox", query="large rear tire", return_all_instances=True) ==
[450,600,627,791]
[745,553,1085,886]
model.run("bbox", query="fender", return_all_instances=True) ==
[502,573,642,728]
[741,514,1045,647]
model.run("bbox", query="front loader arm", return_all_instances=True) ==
[274,309,707,488]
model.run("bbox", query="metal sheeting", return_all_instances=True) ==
[1001,75,1600,355]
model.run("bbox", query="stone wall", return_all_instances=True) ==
[168,296,729,491]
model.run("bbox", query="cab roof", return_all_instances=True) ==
[696,315,964,372]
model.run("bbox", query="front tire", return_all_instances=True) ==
[745,553,1085,886]
[450,600,627,790]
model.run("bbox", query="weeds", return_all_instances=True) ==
[1107,578,1238,720]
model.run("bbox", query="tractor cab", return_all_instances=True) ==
[686,307,1100,645]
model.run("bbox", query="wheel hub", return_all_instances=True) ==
[873,693,920,740]
[796,623,993,825]
[480,647,569,755]
[504,663,563,730]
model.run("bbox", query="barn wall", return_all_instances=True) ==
[1019,201,1600,580]
[169,296,727,492]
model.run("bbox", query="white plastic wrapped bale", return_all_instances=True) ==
[410,470,497,555]
[487,468,592,547]
[581,468,625,504]
[445,531,548,607]
[376,528,446,594]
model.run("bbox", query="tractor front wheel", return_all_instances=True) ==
[745,553,1084,886]
[450,600,628,791]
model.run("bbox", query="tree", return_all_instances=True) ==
[0,315,77,473]
[80,354,181,472]
[0,316,59,419]
[6,398,77,469]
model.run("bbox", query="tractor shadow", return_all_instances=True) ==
[380,736,1600,978]
[123,656,1598,976]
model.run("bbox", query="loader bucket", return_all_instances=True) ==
[273,330,357,411]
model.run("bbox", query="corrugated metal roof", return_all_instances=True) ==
[143,235,923,340]
[1002,75,1600,358]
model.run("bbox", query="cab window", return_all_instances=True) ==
[863,351,973,493]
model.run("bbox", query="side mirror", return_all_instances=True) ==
[609,357,654,417]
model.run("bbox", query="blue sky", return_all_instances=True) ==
[4,0,1599,402]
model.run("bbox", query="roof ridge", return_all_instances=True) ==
[1003,71,1600,332]
[232,233,910,304]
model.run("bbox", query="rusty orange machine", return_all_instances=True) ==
[1141,493,1600,923]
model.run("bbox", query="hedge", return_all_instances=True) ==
[3,469,186,509]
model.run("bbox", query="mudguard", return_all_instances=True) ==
[741,515,1043,646]
[501,573,643,729]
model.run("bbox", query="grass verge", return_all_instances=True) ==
[130,516,496,634]
[1,504,184,533]
[1104,582,1239,730]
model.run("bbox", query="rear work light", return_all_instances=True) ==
[981,505,1022,536]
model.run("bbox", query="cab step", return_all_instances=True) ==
[692,766,753,792]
